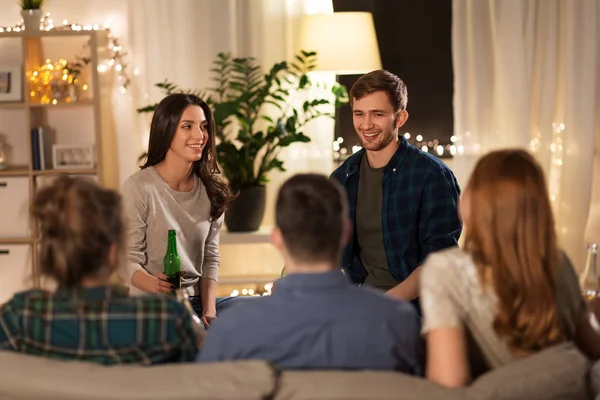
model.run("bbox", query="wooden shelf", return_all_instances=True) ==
[0,29,117,297]
[0,30,22,38]
[219,274,279,285]
[0,29,107,39]
[0,237,32,245]
[0,166,29,177]
[33,168,97,176]
[29,99,94,108]
[220,226,272,244]
[0,102,27,110]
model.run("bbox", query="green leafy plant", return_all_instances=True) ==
[137,51,348,192]
[20,0,44,9]
[66,56,91,81]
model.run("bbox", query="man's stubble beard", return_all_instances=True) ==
[358,129,397,152]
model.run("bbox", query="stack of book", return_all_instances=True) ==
[30,127,53,170]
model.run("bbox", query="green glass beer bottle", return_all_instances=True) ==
[163,229,181,294]
[281,266,286,278]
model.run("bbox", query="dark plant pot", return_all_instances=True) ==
[225,186,266,232]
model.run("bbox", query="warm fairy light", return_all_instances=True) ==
[1,13,131,92]
[27,59,80,104]
[229,283,274,297]
[334,131,459,161]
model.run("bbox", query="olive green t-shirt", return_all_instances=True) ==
[356,154,399,291]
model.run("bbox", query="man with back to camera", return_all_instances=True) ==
[197,173,422,373]
[331,70,462,309]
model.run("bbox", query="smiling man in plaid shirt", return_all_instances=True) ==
[331,70,462,311]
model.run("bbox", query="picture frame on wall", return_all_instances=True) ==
[52,144,95,169]
[0,65,23,102]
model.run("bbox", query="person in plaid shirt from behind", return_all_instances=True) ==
[0,176,200,365]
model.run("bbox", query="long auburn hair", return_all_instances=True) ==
[142,93,232,219]
[464,149,565,355]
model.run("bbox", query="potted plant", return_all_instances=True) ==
[138,51,348,232]
[21,0,44,31]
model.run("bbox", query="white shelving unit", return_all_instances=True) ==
[0,29,118,302]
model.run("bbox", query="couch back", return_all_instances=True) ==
[0,343,591,400]
[0,352,276,400]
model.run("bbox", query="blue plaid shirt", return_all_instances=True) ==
[0,285,199,365]
[331,137,462,285]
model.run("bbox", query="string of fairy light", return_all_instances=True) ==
[333,133,460,160]
[0,13,131,92]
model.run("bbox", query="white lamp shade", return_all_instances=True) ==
[299,12,382,75]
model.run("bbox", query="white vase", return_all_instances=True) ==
[21,9,42,31]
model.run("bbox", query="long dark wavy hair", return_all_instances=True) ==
[142,93,232,219]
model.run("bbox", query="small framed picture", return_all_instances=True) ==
[52,144,95,169]
[0,65,23,102]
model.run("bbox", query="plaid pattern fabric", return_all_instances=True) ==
[0,285,199,365]
[331,136,462,284]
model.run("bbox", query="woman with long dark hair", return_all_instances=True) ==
[121,93,233,328]
[0,176,200,363]
[420,149,600,387]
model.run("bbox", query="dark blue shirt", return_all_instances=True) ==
[197,271,423,374]
[331,137,462,285]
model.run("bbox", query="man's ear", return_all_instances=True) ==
[270,226,284,250]
[395,110,409,130]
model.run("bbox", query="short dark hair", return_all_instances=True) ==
[275,174,348,265]
[31,176,124,287]
[350,70,408,113]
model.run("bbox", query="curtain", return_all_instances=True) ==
[452,0,600,269]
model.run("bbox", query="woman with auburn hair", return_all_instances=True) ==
[0,176,201,364]
[420,149,600,387]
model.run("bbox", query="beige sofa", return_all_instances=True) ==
[0,343,592,400]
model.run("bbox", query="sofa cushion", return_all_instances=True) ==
[591,360,600,397]
[467,342,590,400]
[0,352,277,400]
[273,370,465,400]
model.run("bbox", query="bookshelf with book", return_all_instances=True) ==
[0,29,118,303]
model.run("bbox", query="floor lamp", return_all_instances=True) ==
[299,12,382,169]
